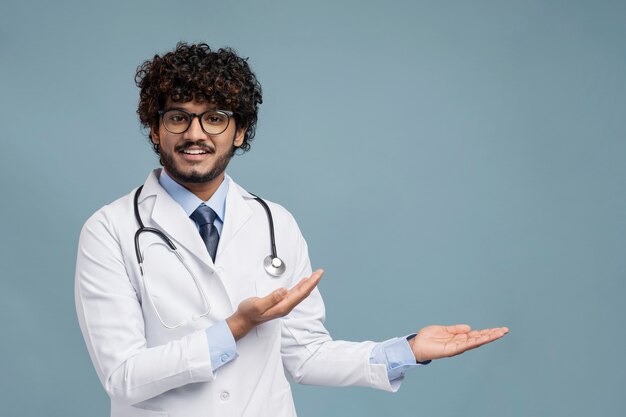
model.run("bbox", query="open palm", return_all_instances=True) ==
[409,324,509,363]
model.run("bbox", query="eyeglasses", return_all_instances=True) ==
[158,109,234,135]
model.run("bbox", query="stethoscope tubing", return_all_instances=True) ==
[132,184,286,328]
[133,185,285,277]
[133,185,178,275]
[250,194,278,260]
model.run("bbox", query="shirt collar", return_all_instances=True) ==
[158,168,229,223]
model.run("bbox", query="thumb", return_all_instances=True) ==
[445,324,472,334]
[256,287,288,312]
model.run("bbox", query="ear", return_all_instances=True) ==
[150,126,160,145]
[234,127,247,147]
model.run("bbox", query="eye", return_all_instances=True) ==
[166,111,189,124]
[203,112,228,125]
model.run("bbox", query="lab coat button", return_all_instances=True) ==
[220,391,230,401]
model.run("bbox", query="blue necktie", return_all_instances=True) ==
[190,205,219,262]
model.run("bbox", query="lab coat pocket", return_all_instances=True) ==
[140,239,209,329]
[269,385,296,416]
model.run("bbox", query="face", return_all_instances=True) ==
[151,99,246,191]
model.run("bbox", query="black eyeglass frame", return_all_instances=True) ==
[158,109,235,135]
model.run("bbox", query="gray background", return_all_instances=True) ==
[1,0,624,416]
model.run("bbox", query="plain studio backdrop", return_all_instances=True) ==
[1,1,624,416]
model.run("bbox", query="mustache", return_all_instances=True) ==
[175,141,215,153]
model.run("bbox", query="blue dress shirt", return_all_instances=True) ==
[158,169,424,379]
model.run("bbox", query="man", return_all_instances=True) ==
[75,42,508,417]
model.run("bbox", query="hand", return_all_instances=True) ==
[227,269,324,340]
[409,324,509,363]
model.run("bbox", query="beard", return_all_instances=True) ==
[159,140,235,184]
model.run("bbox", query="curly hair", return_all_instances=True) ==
[135,42,263,155]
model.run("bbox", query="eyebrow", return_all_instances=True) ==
[163,106,223,112]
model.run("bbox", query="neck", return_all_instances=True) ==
[165,169,225,201]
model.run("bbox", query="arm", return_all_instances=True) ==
[272,212,508,389]
[75,210,323,405]
[276,216,399,391]
[75,213,215,406]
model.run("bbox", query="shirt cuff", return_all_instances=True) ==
[205,320,238,372]
[369,334,430,382]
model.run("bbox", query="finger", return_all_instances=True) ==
[282,270,323,303]
[286,269,324,298]
[264,270,324,317]
[483,327,509,340]
[463,328,508,348]
[498,327,510,336]
[292,269,324,291]
[467,327,509,339]
[255,287,288,312]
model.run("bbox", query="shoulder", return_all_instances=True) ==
[227,177,312,273]
[79,187,139,241]
[81,170,160,234]
[228,176,300,226]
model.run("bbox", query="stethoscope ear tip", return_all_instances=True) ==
[264,255,286,277]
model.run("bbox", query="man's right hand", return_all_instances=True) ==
[226,269,324,340]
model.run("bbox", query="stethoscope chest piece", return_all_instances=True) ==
[264,255,286,277]
[252,194,287,278]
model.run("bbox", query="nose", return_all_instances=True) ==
[184,115,207,140]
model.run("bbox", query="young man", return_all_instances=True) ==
[75,42,508,417]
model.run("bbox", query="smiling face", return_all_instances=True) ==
[151,99,246,199]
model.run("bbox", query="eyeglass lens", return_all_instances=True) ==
[162,110,230,135]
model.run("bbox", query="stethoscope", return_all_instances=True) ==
[133,185,286,328]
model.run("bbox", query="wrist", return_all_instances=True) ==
[226,313,253,340]
[407,334,432,364]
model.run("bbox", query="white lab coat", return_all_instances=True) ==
[75,169,397,417]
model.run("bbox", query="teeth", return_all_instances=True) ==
[182,149,208,155]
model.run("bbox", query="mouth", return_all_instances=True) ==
[181,149,210,155]
[175,143,215,160]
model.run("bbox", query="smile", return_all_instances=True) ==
[181,149,209,155]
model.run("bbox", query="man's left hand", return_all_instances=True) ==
[409,324,509,363]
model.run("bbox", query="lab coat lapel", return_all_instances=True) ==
[217,176,253,258]
[140,170,215,270]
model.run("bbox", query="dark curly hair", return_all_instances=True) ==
[135,42,263,155]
